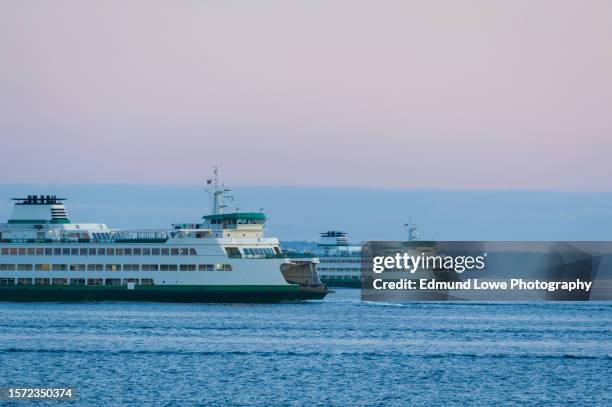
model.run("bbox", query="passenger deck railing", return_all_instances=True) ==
[0,230,170,244]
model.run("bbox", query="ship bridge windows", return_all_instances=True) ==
[238,219,263,225]
[208,218,263,226]
[243,247,276,257]
[225,247,240,257]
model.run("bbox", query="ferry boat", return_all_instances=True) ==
[313,222,421,288]
[0,169,328,302]
[314,231,362,287]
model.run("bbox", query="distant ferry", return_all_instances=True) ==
[314,231,362,287]
[0,168,328,302]
[313,222,422,287]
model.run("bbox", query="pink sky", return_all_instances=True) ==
[1,1,611,191]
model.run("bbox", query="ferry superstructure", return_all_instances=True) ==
[0,169,327,302]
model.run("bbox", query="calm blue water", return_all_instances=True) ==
[0,289,610,406]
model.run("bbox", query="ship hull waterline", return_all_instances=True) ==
[320,277,361,288]
[0,284,328,303]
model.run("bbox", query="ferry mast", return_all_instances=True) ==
[405,218,419,242]
[207,166,231,215]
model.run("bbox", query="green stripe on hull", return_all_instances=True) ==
[0,284,327,303]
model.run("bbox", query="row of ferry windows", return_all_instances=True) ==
[0,247,197,256]
[0,278,155,286]
[0,264,232,272]
[209,219,263,225]
[243,248,275,256]
[318,258,361,263]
